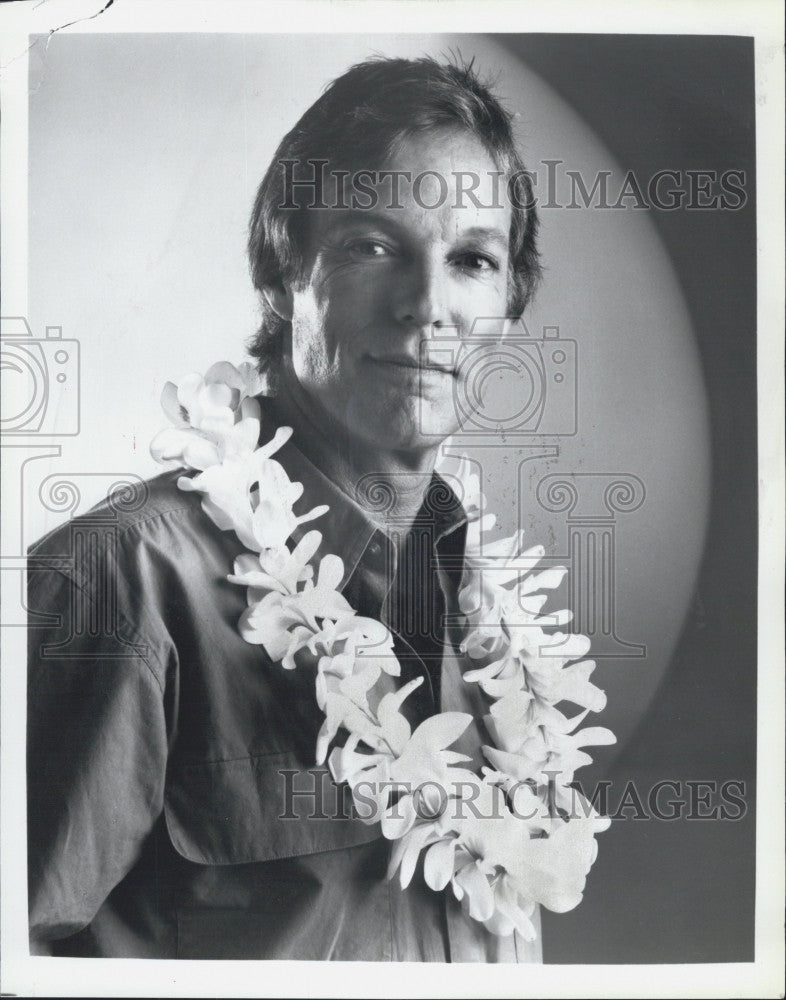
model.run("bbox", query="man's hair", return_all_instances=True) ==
[247,54,541,381]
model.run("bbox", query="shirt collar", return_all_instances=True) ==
[255,394,467,592]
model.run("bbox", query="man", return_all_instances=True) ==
[27,55,543,961]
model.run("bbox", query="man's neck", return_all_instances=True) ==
[267,374,441,544]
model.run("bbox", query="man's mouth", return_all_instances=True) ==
[366,353,454,375]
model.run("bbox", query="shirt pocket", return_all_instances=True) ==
[163,750,381,865]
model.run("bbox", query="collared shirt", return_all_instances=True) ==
[26,409,541,962]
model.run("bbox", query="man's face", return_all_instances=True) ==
[282,128,513,456]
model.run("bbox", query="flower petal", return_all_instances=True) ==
[424,838,457,891]
[455,863,495,922]
[380,793,417,840]
[161,381,188,426]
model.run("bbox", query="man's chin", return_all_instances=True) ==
[356,409,460,456]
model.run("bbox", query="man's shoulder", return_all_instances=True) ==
[28,468,206,559]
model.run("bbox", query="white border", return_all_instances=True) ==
[1,1,783,997]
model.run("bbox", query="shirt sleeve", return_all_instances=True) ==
[27,562,169,949]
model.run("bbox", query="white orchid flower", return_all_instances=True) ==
[277,554,354,631]
[151,362,265,470]
[416,783,609,932]
[228,531,321,599]
[237,590,311,665]
[312,617,399,711]
[239,553,355,666]
[536,656,606,713]
[177,434,326,552]
[161,362,263,427]
[505,811,611,913]
[391,782,540,937]
[482,698,616,792]
[323,679,476,835]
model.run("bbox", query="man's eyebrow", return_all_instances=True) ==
[316,211,401,234]
[315,216,510,248]
[458,226,510,250]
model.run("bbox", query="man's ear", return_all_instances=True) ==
[262,281,294,322]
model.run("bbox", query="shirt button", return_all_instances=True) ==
[368,540,382,558]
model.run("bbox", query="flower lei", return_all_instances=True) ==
[151,362,615,941]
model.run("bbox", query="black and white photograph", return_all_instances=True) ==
[0,1,783,996]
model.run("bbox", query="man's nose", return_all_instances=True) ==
[392,256,447,330]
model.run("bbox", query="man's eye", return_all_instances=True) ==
[347,239,391,258]
[453,252,500,272]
